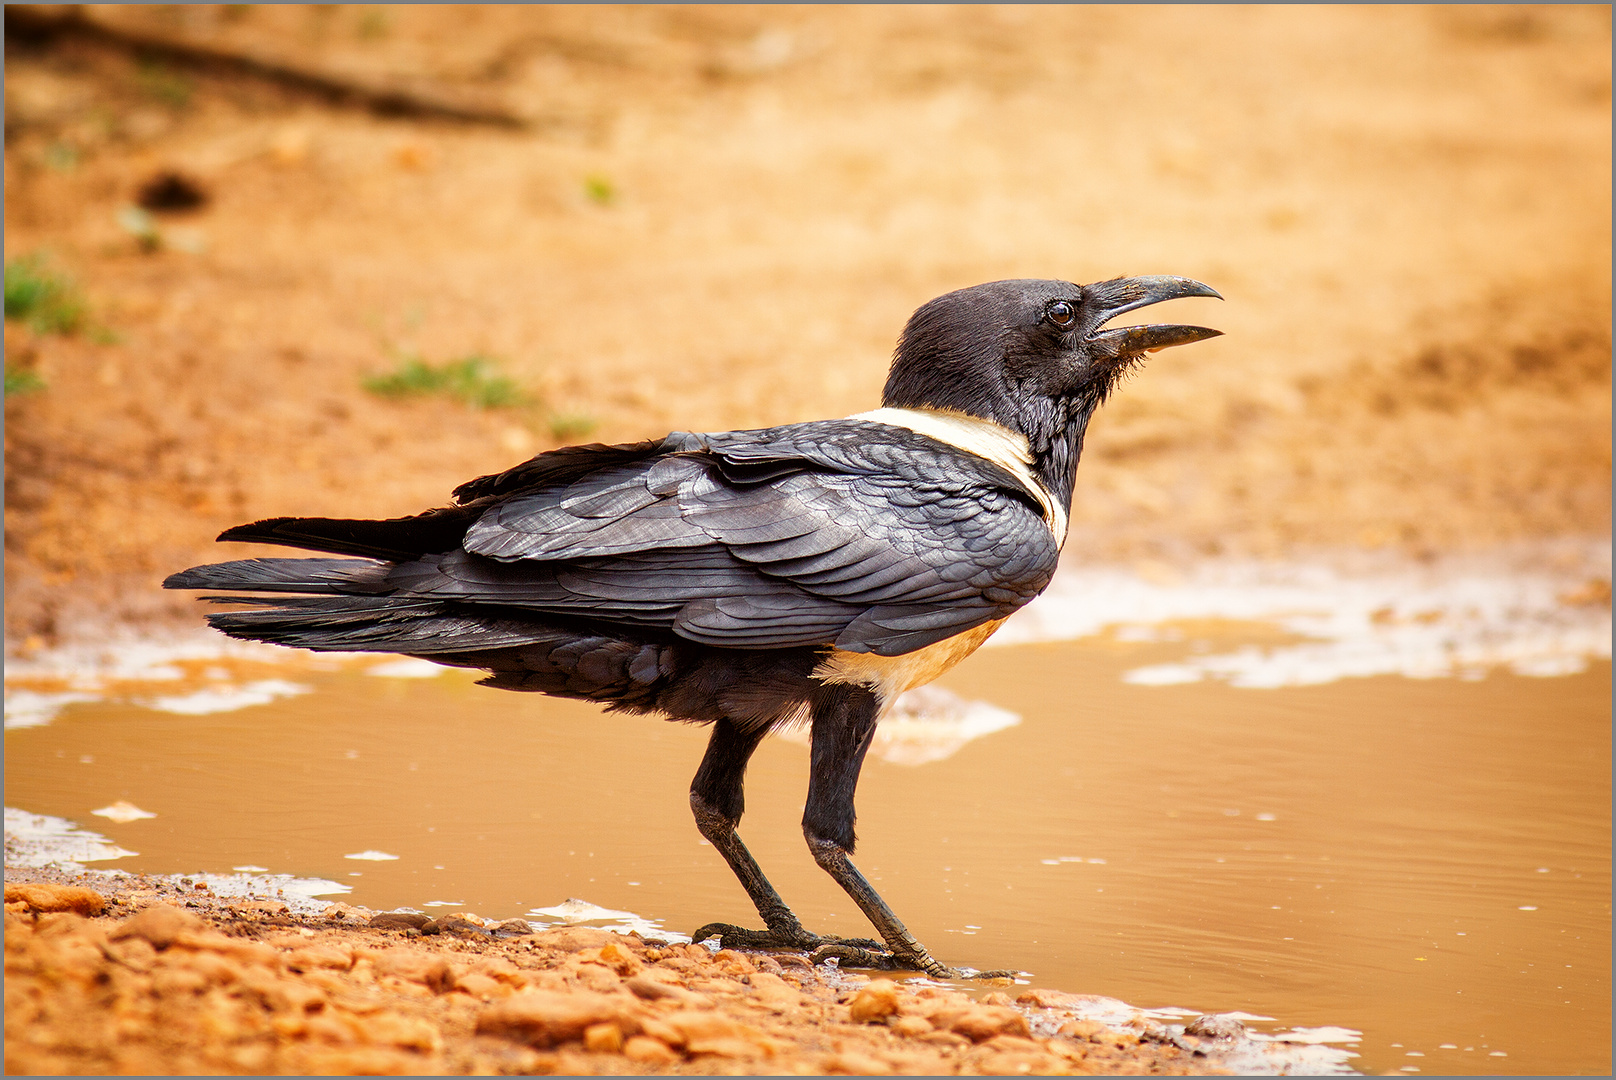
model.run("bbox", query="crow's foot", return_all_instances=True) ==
[691,923,1022,980]
[690,921,885,954]
[808,941,1022,980]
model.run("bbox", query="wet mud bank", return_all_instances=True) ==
[3,866,1329,1076]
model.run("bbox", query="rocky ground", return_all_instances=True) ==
[4,869,1286,1076]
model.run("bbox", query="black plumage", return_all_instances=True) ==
[165,275,1220,976]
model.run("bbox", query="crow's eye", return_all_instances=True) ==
[1047,300,1077,328]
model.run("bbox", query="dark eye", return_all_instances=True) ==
[1047,300,1076,328]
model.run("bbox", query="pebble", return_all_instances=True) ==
[474,989,631,1049]
[422,915,487,937]
[623,1034,679,1064]
[848,979,902,1023]
[1184,1013,1247,1040]
[109,903,201,949]
[4,882,108,916]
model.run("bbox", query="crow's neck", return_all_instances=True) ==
[861,389,1100,540]
[1012,393,1099,517]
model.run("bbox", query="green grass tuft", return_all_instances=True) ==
[4,257,86,335]
[548,412,599,441]
[583,174,616,205]
[363,354,530,410]
[5,366,46,397]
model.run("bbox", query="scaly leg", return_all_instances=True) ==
[689,716,882,953]
[802,682,1019,979]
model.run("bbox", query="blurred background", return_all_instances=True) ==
[4,3,1610,641]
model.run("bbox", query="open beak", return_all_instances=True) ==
[1083,275,1223,359]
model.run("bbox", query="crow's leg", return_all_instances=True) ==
[689,716,882,953]
[802,683,1019,979]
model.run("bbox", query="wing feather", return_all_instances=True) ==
[421,420,1058,655]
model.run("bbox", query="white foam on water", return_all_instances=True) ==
[997,539,1610,688]
[4,633,286,688]
[190,870,351,904]
[137,679,313,715]
[526,897,687,941]
[91,801,157,823]
[4,690,102,730]
[4,807,138,868]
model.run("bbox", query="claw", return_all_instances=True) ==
[691,921,1022,981]
[691,922,884,955]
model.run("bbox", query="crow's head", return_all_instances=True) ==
[883,276,1222,433]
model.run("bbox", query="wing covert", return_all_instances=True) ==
[443,420,1059,655]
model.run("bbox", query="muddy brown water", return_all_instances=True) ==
[6,631,1609,1076]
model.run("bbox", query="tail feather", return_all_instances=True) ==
[215,506,476,561]
[163,557,389,594]
[203,594,568,654]
[166,554,554,654]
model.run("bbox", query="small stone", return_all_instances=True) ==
[890,1015,933,1038]
[623,1035,679,1064]
[583,1020,624,1053]
[1184,1013,1247,1040]
[543,927,621,952]
[1058,1019,1109,1042]
[666,1010,776,1058]
[625,972,705,1005]
[950,1005,1031,1043]
[713,948,755,971]
[980,990,1015,1007]
[368,911,430,931]
[746,970,804,1009]
[493,918,534,935]
[848,980,902,1023]
[110,904,201,949]
[365,949,457,993]
[423,916,486,937]
[983,1034,1047,1054]
[475,989,630,1049]
[4,882,107,916]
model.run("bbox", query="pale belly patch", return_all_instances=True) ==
[812,618,1007,706]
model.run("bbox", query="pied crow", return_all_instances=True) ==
[165,275,1221,977]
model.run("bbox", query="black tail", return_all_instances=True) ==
[162,557,390,594]
[164,555,680,710]
[164,555,556,655]
[214,506,477,561]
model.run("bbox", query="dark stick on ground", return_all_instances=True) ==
[4,5,531,129]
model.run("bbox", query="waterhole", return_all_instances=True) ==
[6,615,1607,1075]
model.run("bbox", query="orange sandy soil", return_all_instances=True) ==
[6,874,1242,1076]
[2,4,1609,649]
